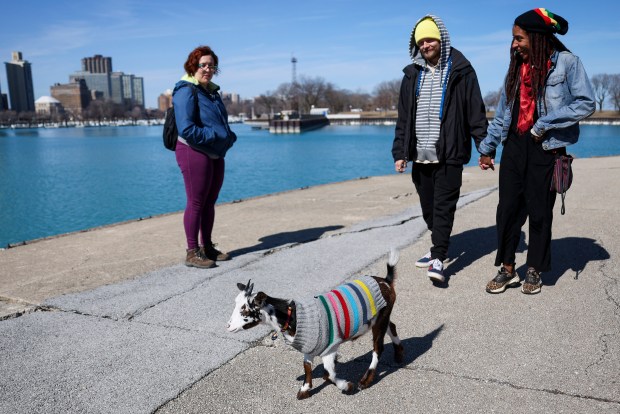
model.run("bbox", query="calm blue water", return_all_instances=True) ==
[1,123,619,247]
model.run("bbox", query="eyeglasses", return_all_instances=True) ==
[198,63,218,71]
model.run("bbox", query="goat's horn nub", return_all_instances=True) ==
[245,279,253,296]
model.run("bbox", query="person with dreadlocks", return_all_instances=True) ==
[392,15,488,285]
[478,8,595,295]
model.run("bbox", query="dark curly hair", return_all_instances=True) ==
[184,45,220,76]
[505,28,569,107]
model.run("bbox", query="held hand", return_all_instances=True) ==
[395,160,407,173]
[479,155,495,171]
[530,128,544,143]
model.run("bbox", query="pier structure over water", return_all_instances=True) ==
[268,114,329,134]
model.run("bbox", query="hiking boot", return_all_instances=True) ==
[427,259,445,283]
[522,268,542,294]
[185,248,216,269]
[415,251,432,268]
[486,266,520,293]
[202,242,230,261]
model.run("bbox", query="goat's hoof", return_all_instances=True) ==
[358,370,375,389]
[297,390,311,400]
[344,382,356,394]
[322,372,334,384]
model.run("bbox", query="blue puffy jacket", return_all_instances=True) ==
[172,75,236,158]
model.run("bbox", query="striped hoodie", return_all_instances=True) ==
[410,15,452,163]
[291,276,387,357]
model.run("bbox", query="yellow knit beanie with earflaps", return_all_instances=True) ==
[414,18,440,44]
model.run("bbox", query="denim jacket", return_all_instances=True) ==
[479,50,595,156]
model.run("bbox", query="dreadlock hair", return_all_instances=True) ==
[505,29,570,108]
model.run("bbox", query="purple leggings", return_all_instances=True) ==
[176,142,225,250]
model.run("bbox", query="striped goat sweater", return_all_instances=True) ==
[291,276,387,357]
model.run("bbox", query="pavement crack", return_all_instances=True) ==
[396,364,620,405]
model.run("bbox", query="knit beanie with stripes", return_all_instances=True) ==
[515,8,568,35]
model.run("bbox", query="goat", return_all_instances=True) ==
[226,249,404,399]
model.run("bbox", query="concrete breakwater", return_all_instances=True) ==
[0,158,619,413]
[268,114,330,133]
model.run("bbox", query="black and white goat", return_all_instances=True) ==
[226,249,404,399]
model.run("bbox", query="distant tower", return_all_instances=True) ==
[291,55,297,84]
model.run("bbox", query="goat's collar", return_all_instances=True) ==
[280,306,293,332]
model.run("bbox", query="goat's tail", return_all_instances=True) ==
[385,248,399,285]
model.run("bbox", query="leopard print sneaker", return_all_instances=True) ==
[521,268,542,294]
[486,266,520,294]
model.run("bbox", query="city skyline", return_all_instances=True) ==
[2,0,620,109]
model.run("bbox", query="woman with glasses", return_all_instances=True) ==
[173,45,237,268]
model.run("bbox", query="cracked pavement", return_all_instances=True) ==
[1,160,619,413]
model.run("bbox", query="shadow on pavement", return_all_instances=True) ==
[297,324,445,397]
[445,226,609,287]
[437,226,527,287]
[545,237,610,284]
[228,225,344,257]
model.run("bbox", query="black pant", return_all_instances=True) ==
[495,134,558,271]
[412,163,463,262]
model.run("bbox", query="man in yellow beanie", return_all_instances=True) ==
[392,15,487,285]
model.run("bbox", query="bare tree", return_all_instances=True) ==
[274,83,298,111]
[323,84,349,113]
[294,75,328,113]
[253,92,280,117]
[373,79,401,113]
[591,74,611,111]
[347,90,373,112]
[609,74,620,112]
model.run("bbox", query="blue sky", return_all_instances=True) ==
[2,0,619,109]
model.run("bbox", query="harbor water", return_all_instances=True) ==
[1,123,619,247]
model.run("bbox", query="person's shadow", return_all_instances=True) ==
[431,226,526,288]
[442,226,609,287]
[228,225,344,257]
[545,237,609,284]
[299,324,444,396]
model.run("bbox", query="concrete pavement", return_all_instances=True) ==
[1,157,618,413]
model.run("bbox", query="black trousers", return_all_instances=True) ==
[411,163,463,262]
[495,134,559,271]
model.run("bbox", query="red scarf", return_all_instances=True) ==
[517,64,535,135]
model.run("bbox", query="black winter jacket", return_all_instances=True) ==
[392,48,487,165]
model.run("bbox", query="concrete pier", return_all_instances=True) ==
[269,115,329,133]
[1,157,619,413]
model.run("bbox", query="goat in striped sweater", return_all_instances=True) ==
[226,249,404,399]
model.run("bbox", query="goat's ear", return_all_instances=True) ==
[239,280,253,296]
[254,292,268,307]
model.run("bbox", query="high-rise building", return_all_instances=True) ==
[4,51,35,112]
[118,74,144,108]
[70,71,111,100]
[158,89,173,112]
[109,72,124,105]
[132,76,144,107]
[81,55,112,74]
[122,74,134,103]
[50,79,91,115]
[69,55,144,108]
